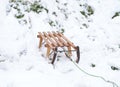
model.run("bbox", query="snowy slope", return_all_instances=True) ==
[0,0,120,87]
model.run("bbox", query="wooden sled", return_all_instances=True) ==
[37,31,80,64]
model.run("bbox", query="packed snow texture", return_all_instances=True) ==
[0,0,120,87]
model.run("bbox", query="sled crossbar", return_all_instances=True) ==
[37,31,80,64]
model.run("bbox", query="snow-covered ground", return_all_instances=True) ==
[0,0,120,87]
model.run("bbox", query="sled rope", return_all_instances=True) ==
[69,58,119,87]
[49,45,119,87]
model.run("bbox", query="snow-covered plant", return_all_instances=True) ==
[60,28,65,33]
[112,11,120,19]
[48,19,65,33]
[80,4,94,18]
[90,63,96,68]
[82,23,89,28]
[48,20,56,27]
[118,44,120,48]
[7,0,48,28]
[15,12,24,19]
[30,1,48,14]
[111,66,119,71]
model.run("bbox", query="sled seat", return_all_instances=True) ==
[37,31,80,64]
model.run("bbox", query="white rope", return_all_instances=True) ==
[70,59,119,87]
[50,49,119,87]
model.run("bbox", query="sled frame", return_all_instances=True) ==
[37,31,80,64]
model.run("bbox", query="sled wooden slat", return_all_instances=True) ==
[52,31,69,47]
[43,32,58,47]
[37,32,53,48]
[57,32,76,49]
[37,31,80,64]
[47,31,63,47]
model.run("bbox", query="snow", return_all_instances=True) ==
[0,0,120,87]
